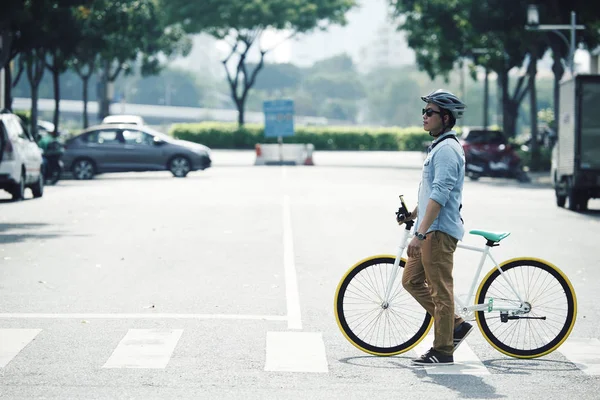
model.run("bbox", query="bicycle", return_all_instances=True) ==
[334,195,577,359]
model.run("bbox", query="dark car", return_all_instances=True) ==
[460,128,530,182]
[62,124,211,179]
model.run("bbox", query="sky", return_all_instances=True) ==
[193,0,408,68]
[174,0,594,76]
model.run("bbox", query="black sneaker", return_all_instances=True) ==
[412,348,454,365]
[453,321,474,351]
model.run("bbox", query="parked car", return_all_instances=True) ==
[62,124,211,179]
[102,115,145,126]
[460,127,530,182]
[0,109,44,200]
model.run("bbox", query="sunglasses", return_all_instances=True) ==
[422,108,442,117]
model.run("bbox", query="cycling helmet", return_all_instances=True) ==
[421,89,467,120]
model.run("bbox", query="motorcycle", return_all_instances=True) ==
[465,145,531,183]
[42,141,64,185]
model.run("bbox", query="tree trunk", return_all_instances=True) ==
[483,67,489,130]
[504,100,518,139]
[26,49,45,140]
[52,68,60,133]
[551,50,564,133]
[237,100,245,126]
[4,63,11,111]
[98,59,110,121]
[529,49,539,170]
[82,75,89,128]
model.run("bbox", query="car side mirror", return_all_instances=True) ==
[153,137,164,145]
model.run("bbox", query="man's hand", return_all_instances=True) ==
[407,236,423,258]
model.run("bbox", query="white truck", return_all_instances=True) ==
[553,74,600,211]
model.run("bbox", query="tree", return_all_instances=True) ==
[70,3,105,127]
[162,0,358,126]
[389,0,600,139]
[93,0,191,120]
[45,3,83,133]
[0,0,26,108]
[251,62,303,95]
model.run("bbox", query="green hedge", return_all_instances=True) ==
[169,122,435,151]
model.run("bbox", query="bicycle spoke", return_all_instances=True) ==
[337,259,431,353]
[477,260,575,358]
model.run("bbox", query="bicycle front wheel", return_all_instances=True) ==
[476,258,577,359]
[334,255,432,356]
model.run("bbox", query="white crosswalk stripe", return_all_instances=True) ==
[102,329,183,369]
[265,331,328,373]
[412,334,490,375]
[0,329,41,368]
[2,327,600,376]
[556,338,600,375]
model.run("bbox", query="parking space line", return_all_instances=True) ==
[283,194,302,330]
[0,329,42,368]
[0,313,287,321]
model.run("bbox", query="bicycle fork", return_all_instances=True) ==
[382,223,412,305]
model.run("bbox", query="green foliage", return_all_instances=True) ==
[251,63,304,93]
[14,110,31,126]
[515,146,553,172]
[169,122,432,151]
[160,0,358,125]
[161,0,357,37]
[92,0,191,79]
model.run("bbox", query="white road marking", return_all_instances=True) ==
[413,335,489,375]
[265,331,328,373]
[102,329,183,369]
[0,313,287,321]
[0,329,41,368]
[559,338,600,375]
[283,194,302,330]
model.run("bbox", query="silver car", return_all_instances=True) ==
[63,124,211,179]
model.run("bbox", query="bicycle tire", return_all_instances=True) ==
[334,255,432,356]
[475,257,577,359]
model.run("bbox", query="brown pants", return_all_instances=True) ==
[402,231,463,355]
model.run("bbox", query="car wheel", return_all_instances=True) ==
[556,189,566,208]
[169,156,191,178]
[516,170,531,183]
[72,159,95,180]
[11,170,25,201]
[31,170,44,198]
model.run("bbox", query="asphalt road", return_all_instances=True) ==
[0,150,599,400]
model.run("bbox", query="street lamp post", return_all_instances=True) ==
[525,5,584,75]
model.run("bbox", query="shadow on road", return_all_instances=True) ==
[483,358,579,374]
[338,355,505,398]
[0,223,80,245]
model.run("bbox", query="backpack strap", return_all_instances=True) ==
[427,134,459,153]
[427,134,464,224]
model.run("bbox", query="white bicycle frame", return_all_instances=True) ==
[384,225,528,321]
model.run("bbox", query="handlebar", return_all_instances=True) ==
[396,195,415,230]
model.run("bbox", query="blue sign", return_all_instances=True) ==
[263,99,294,138]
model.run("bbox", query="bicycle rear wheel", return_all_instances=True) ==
[476,258,577,359]
[334,255,432,356]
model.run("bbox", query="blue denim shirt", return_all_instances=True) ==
[417,131,466,241]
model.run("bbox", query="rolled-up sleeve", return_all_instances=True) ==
[430,146,461,206]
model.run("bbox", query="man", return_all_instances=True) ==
[398,89,473,365]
